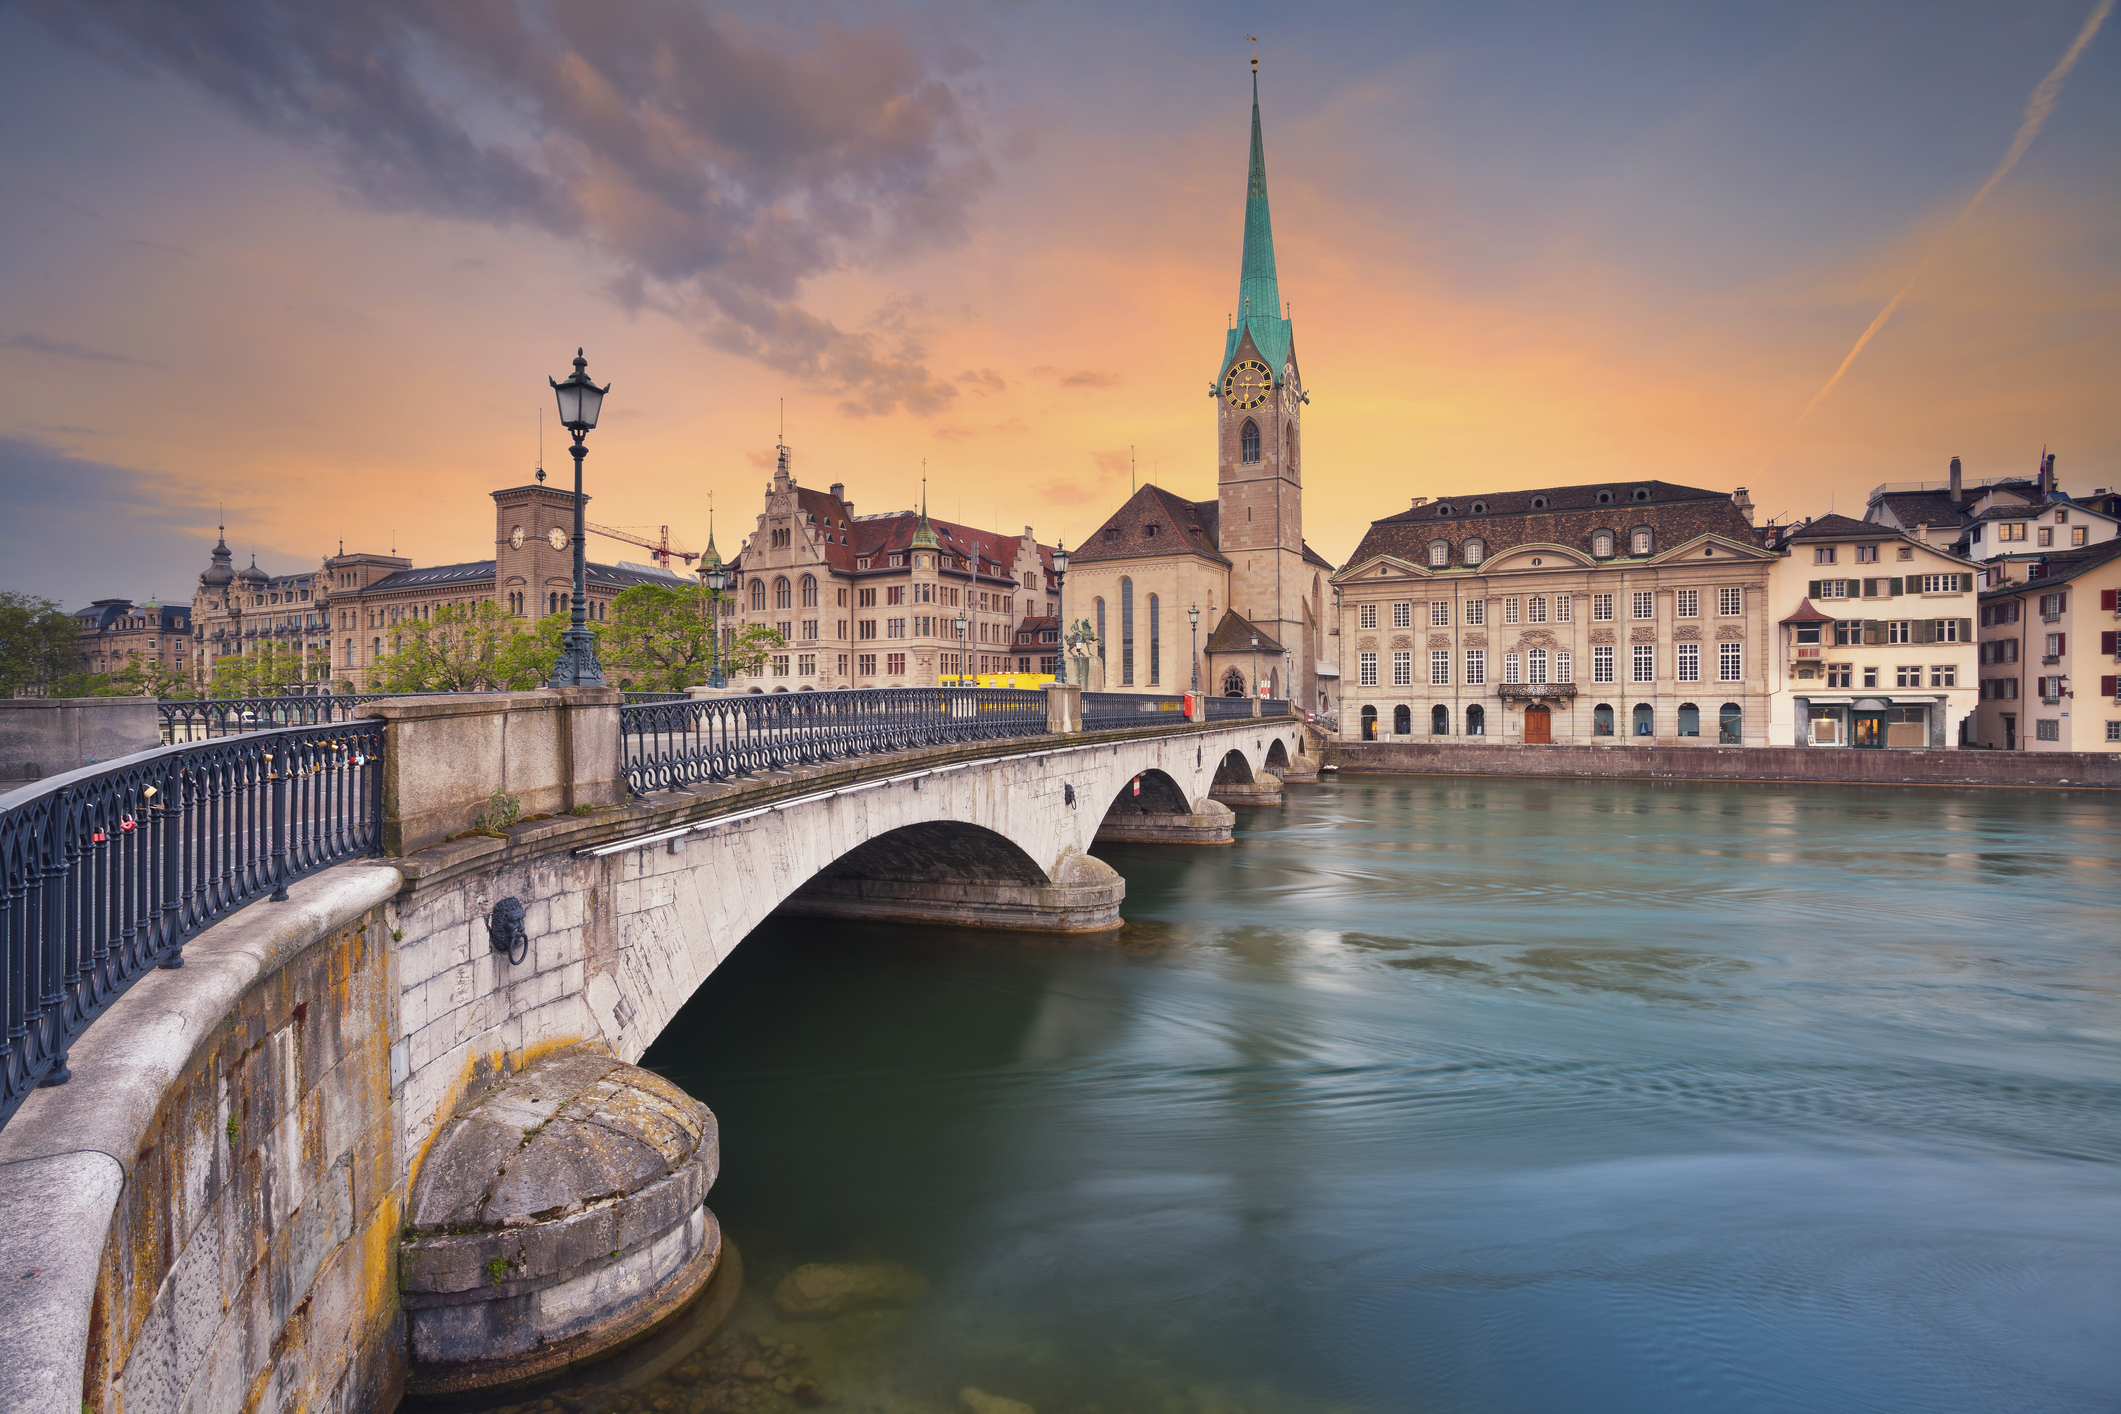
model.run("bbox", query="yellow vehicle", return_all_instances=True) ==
[939,673,1056,690]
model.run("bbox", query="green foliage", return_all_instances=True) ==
[0,591,86,698]
[490,610,570,689]
[111,656,196,699]
[485,1256,509,1285]
[597,583,774,690]
[475,790,522,832]
[367,601,537,693]
[208,641,309,698]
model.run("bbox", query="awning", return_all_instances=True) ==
[1315,659,1339,679]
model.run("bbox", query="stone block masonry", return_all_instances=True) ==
[1332,740,2121,789]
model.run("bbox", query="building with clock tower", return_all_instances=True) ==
[1063,64,1334,708]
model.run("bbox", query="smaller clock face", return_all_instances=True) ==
[509,525,525,549]
[1222,359,1272,409]
[548,527,569,551]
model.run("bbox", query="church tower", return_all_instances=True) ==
[1214,61,1313,701]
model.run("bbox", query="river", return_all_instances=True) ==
[492,775,2121,1414]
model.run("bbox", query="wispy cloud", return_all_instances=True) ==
[1031,365,1123,389]
[3,332,152,365]
[28,0,998,419]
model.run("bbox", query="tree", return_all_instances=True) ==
[0,591,89,697]
[490,610,570,689]
[367,602,531,692]
[597,584,781,690]
[208,642,307,698]
[111,656,195,699]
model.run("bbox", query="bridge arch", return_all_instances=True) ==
[1264,738,1290,771]
[1211,748,1255,786]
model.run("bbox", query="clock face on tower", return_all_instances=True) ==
[548,527,569,551]
[1222,359,1272,409]
[509,525,525,549]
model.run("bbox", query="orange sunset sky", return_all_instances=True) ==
[3,1,2117,607]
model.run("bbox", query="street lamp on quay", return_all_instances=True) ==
[1250,632,1260,700]
[548,348,610,689]
[1188,603,1201,693]
[956,612,967,682]
[1051,542,1069,683]
[702,560,728,689]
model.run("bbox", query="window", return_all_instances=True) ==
[1931,665,1957,688]
[1464,599,1486,626]
[1095,598,1106,663]
[1392,602,1412,628]
[2108,721,2121,742]
[1719,587,1742,617]
[1633,591,1654,620]
[1835,620,1862,646]
[1935,619,1962,642]
[1359,603,1378,629]
[1119,578,1135,684]
[1393,704,1411,735]
[1432,704,1450,735]
[1464,539,1486,566]
[1998,523,2026,542]
[801,619,818,640]
[1593,646,1614,683]
[1240,419,1261,464]
[1895,665,1922,688]
[887,618,906,638]
[1504,598,1520,625]
[1430,600,1451,627]
[2072,526,2088,546]
[1429,540,1450,567]
[887,652,906,675]
[797,653,816,676]
[1149,594,1160,684]
[1591,530,1615,558]
[2045,632,2064,657]
[749,579,766,611]
[1504,653,1522,684]
[1828,663,1852,688]
[1677,642,1700,682]
[859,620,877,640]
[858,653,877,676]
[1433,650,1453,685]
[771,654,790,677]
[2037,527,2053,547]
[1359,652,1378,687]
[1818,579,1849,599]
[1592,593,1614,622]
[1631,528,1653,555]
[2038,592,2068,615]
[1815,547,1837,565]
[2036,719,2060,741]
[1528,596,1548,624]
[1555,595,1572,622]
[773,577,792,609]
[1393,651,1412,687]
[800,575,818,608]
[1464,650,1485,685]
[1632,644,1655,682]
[1528,648,1548,684]
[1855,544,1879,563]
[885,585,905,606]
[1920,574,1957,594]
[1719,643,1742,681]
[1863,667,1879,689]
[1677,589,1699,618]
[1888,621,1911,644]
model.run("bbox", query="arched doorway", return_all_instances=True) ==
[1524,704,1552,743]
[1360,705,1378,741]
[1466,704,1486,736]
[1677,703,1700,737]
[1718,703,1743,744]
[1392,704,1411,735]
[1633,703,1654,737]
[1431,704,1449,736]
[1222,668,1247,697]
[1593,703,1615,737]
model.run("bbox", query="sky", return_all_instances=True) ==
[2,1,2116,610]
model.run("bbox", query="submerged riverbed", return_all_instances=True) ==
[475,776,2121,1414]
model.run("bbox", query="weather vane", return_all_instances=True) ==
[1244,34,1259,71]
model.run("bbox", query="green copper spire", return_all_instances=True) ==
[1221,67,1294,377]
[911,475,940,550]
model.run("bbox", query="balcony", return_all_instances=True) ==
[1498,682,1578,702]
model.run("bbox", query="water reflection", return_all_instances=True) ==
[515,776,2121,1413]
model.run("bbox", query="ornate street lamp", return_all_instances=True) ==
[702,560,728,688]
[956,611,968,682]
[548,348,609,688]
[1250,632,1260,700]
[1188,603,1201,693]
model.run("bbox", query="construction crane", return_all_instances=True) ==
[585,523,697,572]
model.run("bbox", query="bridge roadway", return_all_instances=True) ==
[0,697,1310,1413]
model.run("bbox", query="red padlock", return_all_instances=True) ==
[119,815,137,833]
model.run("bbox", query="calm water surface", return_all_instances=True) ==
[578,777,2119,1414]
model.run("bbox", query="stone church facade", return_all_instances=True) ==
[1062,67,1335,708]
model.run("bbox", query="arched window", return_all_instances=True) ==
[1633,703,1655,736]
[1631,526,1654,555]
[1463,538,1486,566]
[1678,702,1701,737]
[1148,593,1160,685]
[774,577,792,609]
[1222,667,1246,697]
[1431,704,1450,735]
[1285,421,1297,466]
[800,575,818,608]
[1719,703,1743,744]
[749,578,766,611]
[1429,540,1450,567]
[1360,704,1378,740]
[1238,419,1263,464]
[1593,703,1615,736]
[1393,704,1411,735]
[1465,704,1486,736]
[1591,530,1615,558]
[1120,577,1135,684]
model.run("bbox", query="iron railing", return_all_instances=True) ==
[1206,695,1255,721]
[159,692,435,743]
[1082,693,1187,731]
[0,722,385,1127]
[621,687,1049,795]
[622,691,689,704]
[1260,698,1291,718]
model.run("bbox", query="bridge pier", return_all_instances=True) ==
[783,842,1124,932]
[1094,794,1235,845]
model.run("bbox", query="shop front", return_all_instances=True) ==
[1797,696,1938,748]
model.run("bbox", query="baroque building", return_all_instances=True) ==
[720,443,1060,690]
[1063,65,1335,707]
[1331,481,1775,744]
[71,598,193,681]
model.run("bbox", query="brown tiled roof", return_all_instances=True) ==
[1870,491,1973,530]
[1977,536,2121,598]
[1204,608,1284,655]
[1073,486,1229,566]
[1782,513,1898,542]
[1346,479,1759,569]
[1779,597,1835,624]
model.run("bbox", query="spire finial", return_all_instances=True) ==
[1244,33,1258,72]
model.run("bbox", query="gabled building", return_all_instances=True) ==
[1864,454,2118,569]
[1332,480,1773,744]
[1971,537,2121,752]
[71,598,192,682]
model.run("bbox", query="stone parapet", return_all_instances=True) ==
[0,696,160,786]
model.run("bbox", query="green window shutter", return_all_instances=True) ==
[1864,620,1883,645]
[1888,577,1903,596]
[1960,573,1974,592]
[1914,619,1933,644]
[1808,580,1821,598]
[1862,578,1876,598]
[1960,618,1973,644]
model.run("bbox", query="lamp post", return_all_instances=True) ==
[547,348,609,688]
[956,611,967,683]
[703,561,728,688]
[1250,632,1260,700]
[1051,542,1070,685]
[1188,603,1201,693]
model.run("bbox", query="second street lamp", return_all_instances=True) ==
[548,348,610,688]
[703,561,728,689]
[1188,603,1201,693]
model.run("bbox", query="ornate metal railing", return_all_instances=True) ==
[1260,698,1291,718]
[1206,695,1255,721]
[621,687,1049,795]
[0,723,385,1128]
[1497,683,1579,702]
[159,691,440,742]
[1082,693,1187,731]
[622,691,689,704]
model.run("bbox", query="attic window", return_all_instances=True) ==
[857,557,870,569]
[1632,488,1651,502]
[1435,504,1454,517]
[1596,491,1615,505]
[1145,524,1160,538]
[1470,501,1488,514]
[1104,528,1119,542]
[1531,496,1550,510]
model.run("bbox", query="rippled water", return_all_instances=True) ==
[520,776,2121,1414]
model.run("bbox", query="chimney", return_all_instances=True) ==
[1409,496,1428,510]
[2039,453,2055,499]
[829,482,845,502]
[1949,456,1962,504]
[1915,522,1930,546]
[1732,486,1754,524]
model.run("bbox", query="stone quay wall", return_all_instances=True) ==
[0,696,161,787]
[1331,739,2121,790]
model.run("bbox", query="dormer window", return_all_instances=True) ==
[1435,504,1454,517]
[1596,491,1614,505]
[1104,528,1119,542]
[1428,540,1450,567]
[1531,495,1550,510]
[1145,524,1160,538]
[1463,538,1486,566]
[857,557,871,570]
[1632,487,1651,502]
[890,553,906,567]
[1630,527,1653,555]
[1470,501,1488,514]
[1591,530,1615,558]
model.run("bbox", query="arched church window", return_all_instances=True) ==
[1222,667,1246,697]
[1240,420,1261,464]
[774,577,792,609]
[749,578,766,611]
[800,575,818,608]
[1120,578,1135,685]
[1285,421,1296,466]
[1148,593,1160,685]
